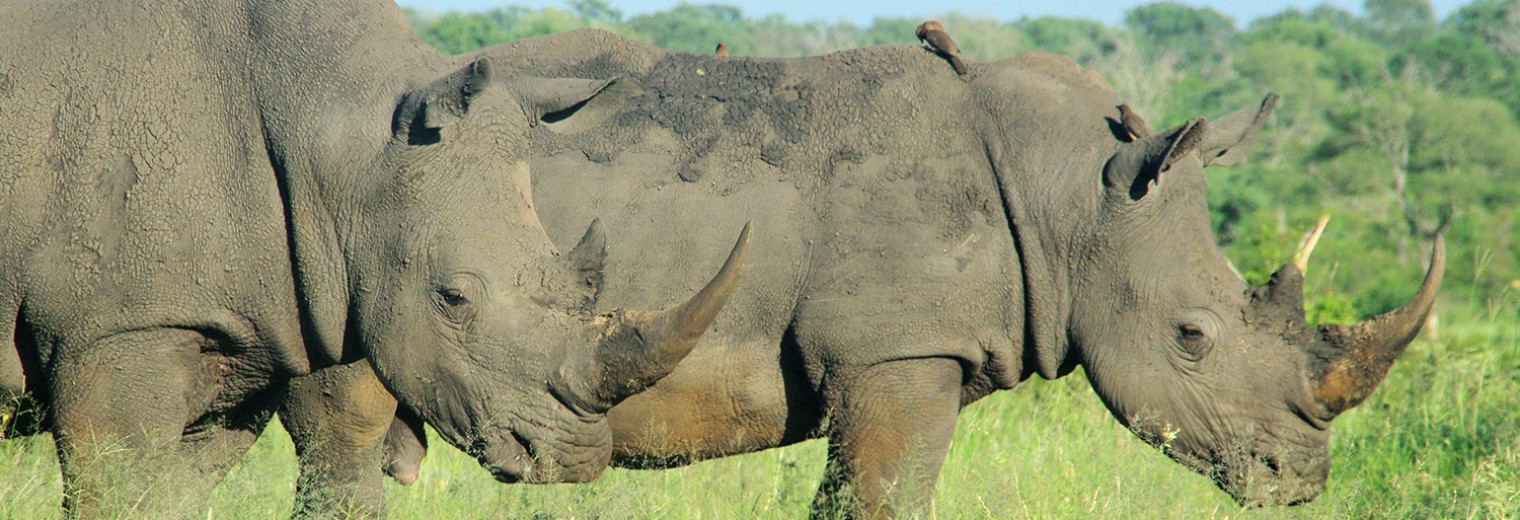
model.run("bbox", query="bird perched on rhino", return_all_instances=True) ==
[715,42,728,57]
[1117,104,1152,141]
[916,20,967,76]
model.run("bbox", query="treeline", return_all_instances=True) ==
[405,0,1520,322]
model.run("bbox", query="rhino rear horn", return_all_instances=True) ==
[567,219,608,302]
[556,223,752,413]
[1312,233,1444,416]
[1251,261,1307,314]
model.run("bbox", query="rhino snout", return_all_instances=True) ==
[476,432,533,483]
[1214,450,1328,507]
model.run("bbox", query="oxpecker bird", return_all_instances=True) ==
[1118,104,1152,141]
[916,20,967,76]
[715,42,728,57]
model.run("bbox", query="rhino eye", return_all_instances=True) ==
[439,288,470,307]
[434,286,478,324]
[1177,323,1212,360]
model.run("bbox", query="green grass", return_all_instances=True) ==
[3,307,1517,519]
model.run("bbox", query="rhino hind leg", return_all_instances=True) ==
[812,357,962,520]
[282,361,398,519]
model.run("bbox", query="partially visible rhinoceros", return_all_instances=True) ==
[0,5,747,517]
[289,29,1443,518]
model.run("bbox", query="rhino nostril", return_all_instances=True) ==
[1263,455,1282,474]
[473,431,535,483]
[487,465,521,483]
[511,429,536,461]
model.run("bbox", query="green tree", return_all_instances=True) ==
[1366,0,1435,25]
[1398,31,1520,116]
[408,7,595,56]
[627,4,750,55]
[1122,2,1234,71]
[855,17,921,47]
[570,0,622,24]
[1243,13,1386,86]
[412,10,515,55]
[1363,0,1436,46]
[1018,17,1122,65]
[1448,0,1520,58]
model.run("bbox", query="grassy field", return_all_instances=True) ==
[2,304,1517,519]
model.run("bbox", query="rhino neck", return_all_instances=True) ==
[242,0,444,367]
[981,139,1086,381]
[970,55,1126,381]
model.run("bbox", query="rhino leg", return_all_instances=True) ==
[606,336,819,468]
[282,361,397,519]
[812,357,962,520]
[1,337,24,438]
[49,328,223,517]
[181,389,284,489]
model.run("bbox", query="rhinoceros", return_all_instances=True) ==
[0,5,748,516]
[287,29,1443,517]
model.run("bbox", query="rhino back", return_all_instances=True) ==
[0,2,303,377]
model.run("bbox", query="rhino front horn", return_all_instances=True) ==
[557,223,752,413]
[1313,233,1444,416]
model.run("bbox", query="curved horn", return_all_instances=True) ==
[557,223,752,413]
[1313,233,1444,415]
[567,219,608,305]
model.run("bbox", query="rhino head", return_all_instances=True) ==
[334,57,749,483]
[1067,95,1441,506]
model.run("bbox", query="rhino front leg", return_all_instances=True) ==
[49,328,218,517]
[812,357,962,519]
[282,361,398,519]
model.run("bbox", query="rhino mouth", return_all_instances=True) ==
[468,410,612,484]
[1196,448,1325,507]
[474,430,534,483]
[1153,432,1325,508]
[1216,472,1322,507]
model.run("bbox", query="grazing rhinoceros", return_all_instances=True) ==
[288,29,1443,518]
[0,5,748,517]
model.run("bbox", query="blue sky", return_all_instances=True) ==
[395,0,1470,27]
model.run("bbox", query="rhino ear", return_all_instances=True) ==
[1103,117,1207,200]
[504,76,619,128]
[393,57,494,145]
[1196,93,1277,167]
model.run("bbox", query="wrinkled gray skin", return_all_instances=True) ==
[0,6,745,517]
[291,30,1444,518]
